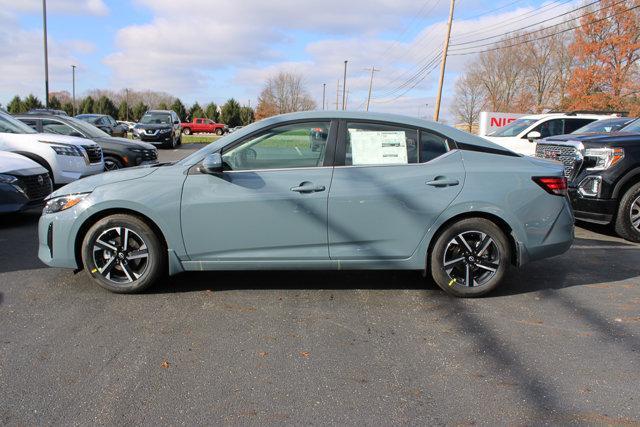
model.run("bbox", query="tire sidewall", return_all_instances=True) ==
[430,218,510,297]
[104,156,123,171]
[81,214,164,293]
[615,182,640,242]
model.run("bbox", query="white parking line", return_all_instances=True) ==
[572,245,640,250]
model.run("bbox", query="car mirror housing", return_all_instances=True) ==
[173,120,179,125]
[200,152,224,174]
[527,131,541,142]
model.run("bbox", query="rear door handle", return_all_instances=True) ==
[426,178,459,187]
[291,182,326,193]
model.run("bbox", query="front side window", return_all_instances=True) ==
[222,121,331,171]
[490,119,537,137]
[532,119,564,138]
[0,113,37,134]
[42,119,78,136]
[345,123,418,166]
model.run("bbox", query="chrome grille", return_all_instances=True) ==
[84,144,103,164]
[18,173,53,201]
[535,143,580,179]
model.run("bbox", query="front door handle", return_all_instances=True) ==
[426,177,459,187]
[291,182,326,193]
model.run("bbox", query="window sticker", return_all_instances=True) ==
[349,129,408,165]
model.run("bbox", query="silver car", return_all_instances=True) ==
[38,111,574,297]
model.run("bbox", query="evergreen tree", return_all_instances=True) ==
[7,96,25,114]
[240,106,255,126]
[132,101,149,121]
[95,95,118,117]
[117,100,132,121]
[80,96,95,114]
[171,98,187,121]
[48,96,62,110]
[205,102,220,122]
[220,98,242,127]
[189,102,204,120]
[23,94,44,111]
[157,101,169,110]
[61,101,74,116]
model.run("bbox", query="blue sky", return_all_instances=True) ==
[0,0,573,121]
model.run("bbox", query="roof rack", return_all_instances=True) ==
[547,110,628,116]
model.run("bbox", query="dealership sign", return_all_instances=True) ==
[478,111,526,136]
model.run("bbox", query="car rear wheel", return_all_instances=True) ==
[81,214,165,293]
[104,156,123,171]
[183,127,192,135]
[215,128,223,136]
[615,182,640,243]
[429,218,510,297]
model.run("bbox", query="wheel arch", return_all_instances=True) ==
[102,152,126,168]
[74,208,168,270]
[612,167,640,200]
[426,211,519,271]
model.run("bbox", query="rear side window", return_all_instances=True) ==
[42,119,76,136]
[20,119,38,131]
[563,118,594,134]
[345,122,449,166]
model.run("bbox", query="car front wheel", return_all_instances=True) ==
[430,218,510,297]
[215,128,223,136]
[615,182,640,242]
[81,214,165,293]
[104,156,124,171]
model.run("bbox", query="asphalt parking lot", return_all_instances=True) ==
[1,144,639,425]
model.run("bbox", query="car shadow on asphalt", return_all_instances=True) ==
[0,210,44,274]
[155,236,639,296]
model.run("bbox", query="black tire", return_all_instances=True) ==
[183,127,192,135]
[81,214,165,293]
[614,181,640,243]
[104,156,124,171]
[215,128,223,136]
[429,218,510,298]
[177,134,182,146]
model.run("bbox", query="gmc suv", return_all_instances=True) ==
[536,118,640,242]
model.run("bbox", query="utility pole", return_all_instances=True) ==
[335,80,340,110]
[322,83,326,110]
[125,88,129,121]
[71,65,76,115]
[345,89,350,110]
[342,60,348,110]
[364,66,380,111]
[434,0,455,122]
[42,0,49,108]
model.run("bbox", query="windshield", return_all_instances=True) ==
[490,118,537,137]
[0,112,37,134]
[619,119,640,133]
[140,113,172,125]
[572,118,635,134]
[66,117,110,138]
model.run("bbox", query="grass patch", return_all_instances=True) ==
[182,135,221,144]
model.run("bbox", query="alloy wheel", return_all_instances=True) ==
[104,159,120,171]
[442,230,500,287]
[631,195,640,232]
[92,227,149,285]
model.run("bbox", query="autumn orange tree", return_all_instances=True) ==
[566,0,640,112]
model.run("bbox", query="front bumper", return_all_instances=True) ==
[53,156,104,184]
[0,183,41,213]
[134,131,174,144]
[568,188,617,224]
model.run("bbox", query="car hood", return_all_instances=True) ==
[0,151,46,175]
[134,123,173,130]
[541,131,640,147]
[49,166,158,198]
[34,132,99,147]
[93,136,156,150]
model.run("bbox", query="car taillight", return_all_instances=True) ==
[533,176,568,196]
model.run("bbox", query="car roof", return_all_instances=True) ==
[517,113,618,120]
[76,114,105,118]
[15,113,73,120]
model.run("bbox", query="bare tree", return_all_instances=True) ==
[451,70,485,131]
[255,71,316,119]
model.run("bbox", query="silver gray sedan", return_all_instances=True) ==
[38,111,574,297]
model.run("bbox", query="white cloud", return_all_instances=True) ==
[0,0,109,16]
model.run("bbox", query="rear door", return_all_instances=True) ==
[327,121,465,260]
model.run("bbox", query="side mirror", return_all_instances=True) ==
[200,152,223,174]
[526,131,541,142]
[70,132,84,138]
[173,120,179,125]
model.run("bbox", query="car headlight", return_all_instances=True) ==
[133,128,143,134]
[43,193,90,214]
[0,173,18,184]
[47,144,84,157]
[584,147,624,170]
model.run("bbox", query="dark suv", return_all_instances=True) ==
[16,114,158,171]
[76,114,128,137]
[132,110,182,148]
[536,118,640,242]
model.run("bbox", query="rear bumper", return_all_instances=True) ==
[568,188,617,225]
[520,201,574,265]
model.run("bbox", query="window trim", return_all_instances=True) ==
[334,119,455,167]
[210,118,338,173]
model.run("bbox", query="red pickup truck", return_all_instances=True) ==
[181,118,229,135]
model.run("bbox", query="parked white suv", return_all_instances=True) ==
[482,113,615,156]
[0,111,103,185]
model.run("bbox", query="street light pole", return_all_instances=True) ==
[42,0,50,108]
[71,65,76,115]
[342,60,348,111]
[322,83,326,110]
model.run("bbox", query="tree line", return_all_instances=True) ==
[451,0,640,131]
[5,90,255,128]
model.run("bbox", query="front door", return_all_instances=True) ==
[181,120,336,261]
[328,121,465,260]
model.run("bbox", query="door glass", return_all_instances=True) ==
[345,122,418,166]
[532,119,563,138]
[19,119,38,131]
[222,121,330,171]
[42,119,77,136]
[419,131,449,163]
[563,119,594,134]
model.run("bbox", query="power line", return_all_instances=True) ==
[449,2,640,56]
[373,54,442,103]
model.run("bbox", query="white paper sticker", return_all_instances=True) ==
[349,130,408,165]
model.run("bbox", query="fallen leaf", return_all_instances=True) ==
[299,351,310,358]
[258,351,269,357]
[161,361,170,368]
